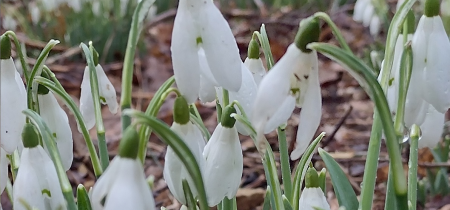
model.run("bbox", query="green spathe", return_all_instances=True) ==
[221,105,237,128]
[248,37,260,59]
[22,123,40,148]
[173,96,190,125]
[305,167,320,188]
[0,35,11,59]
[118,126,140,159]
[294,17,320,53]
[425,0,440,17]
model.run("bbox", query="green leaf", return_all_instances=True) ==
[123,109,209,210]
[282,195,293,210]
[182,180,197,210]
[318,148,358,210]
[255,25,275,69]
[262,187,272,210]
[77,184,92,210]
[292,132,325,210]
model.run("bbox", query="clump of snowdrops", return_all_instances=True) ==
[1,0,450,209]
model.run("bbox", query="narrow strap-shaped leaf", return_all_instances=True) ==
[77,184,92,210]
[318,148,358,210]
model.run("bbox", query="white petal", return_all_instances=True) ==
[1,57,27,153]
[164,122,206,204]
[38,93,73,171]
[171,4,201,104]
[244,57,266,86]
[198,1,242,92]
[362,4,375,27]
[251,44,300,139]
[264,96,296,134]
[423,16,450,113]
[13,149,46,210]
[353,0,368,22]
[291,51,319,107]
[96,65,118,114]
[80,67,96,131]
[91,158,123,210]
[369,15,381,36]
[418,105,445,148]
[199,75,217,103]
[104,159,155,210]
[203,124,242,206]
[198,48,218,86]
[291,61,322,160]
[298,187,330,210]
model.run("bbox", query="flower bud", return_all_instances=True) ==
[118,126,139,159]
[425,0,440,17]
[294,17,320,53]
[22,123,40,148]
[220,105,237,128]
[0,35,11,59]
[173,96,190,125]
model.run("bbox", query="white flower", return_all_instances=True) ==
[3,15,17,31]
[298,187,330,210]
[29,2,41,25]
[251,44,321,160]
[353,0,382,36]
[0,149,8,195]
[203,123,243,206]
[164,122,206,204]
[244,57,266,86]
[13,145,66,210]
[171,0,242,104]
[377,34,413,115]
[91,157,156,210]
[1,57,27,153]
[418,104,445,148]
[80,64,118,130]
[38,92,73,171]
[411,15,450,114]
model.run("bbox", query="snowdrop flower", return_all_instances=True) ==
[29,2,41,25]
[164,97,206,204]
[217,38,294,135]
[0,149,8,195]
[80,64,118,130]
[410,3,450,114]
[38,90,73,171]
[13,124,66,210]
[298,167,330,210]
[171,0,242,104]
[1,36,27,153]
[353,0,382,35]
[252,18,322,160]
[91,126,156,210]
[404,0,450,148]
[377,32,413,116]
[203,106,243,206]
[2,15,17,31]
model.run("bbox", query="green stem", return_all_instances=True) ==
[121,0,154,131]
[313,12,352,53]
[7,151,20,181]
[385,165,397,209]
[358,112,383,210]
[221,197,233,210]
[4,31,30,81]
[26,39,59,111]
[80,43,109,170]
[138,77,175,163]
[23,109,77,210]
[277,126,292,201]
[230,100,249,120]
[189,113,211,140]
[408,125,419,210]
[34,77,103,177]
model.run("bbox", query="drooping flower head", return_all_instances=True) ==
[171,0,242,104]
[353,0,382,35]
[91,126,156,210]
[14,124,66,210]
[0,35,27,154]
[251,17,322,160]
[203,105,243,206]
[80,54,118,131]
[164,96,206,204]
[298,168,330,210]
